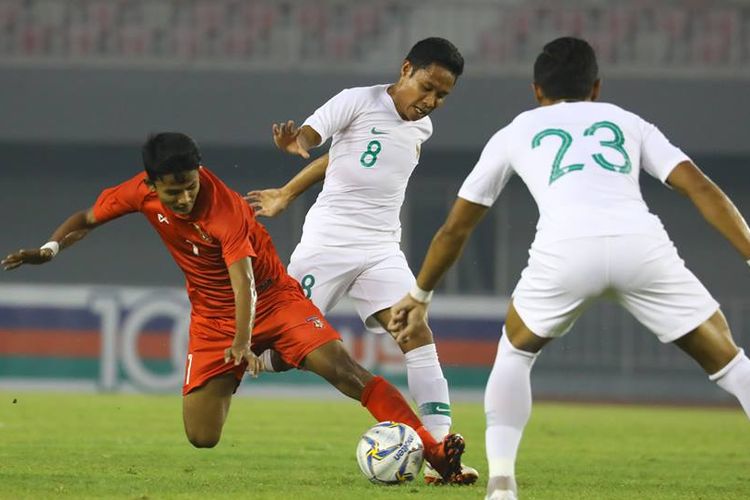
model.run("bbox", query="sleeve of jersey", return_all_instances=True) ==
[302,88,360,145]
[457,129,514,207]
[640,120,691,184]
[218,199,258,268]
[92,175,145,223]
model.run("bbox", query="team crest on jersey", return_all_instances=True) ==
[185,240,199,256]
[191,223,214,243]
[306,316,324,329]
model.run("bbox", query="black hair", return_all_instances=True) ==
[533,37,598,101]
[142,132,202,182]
[405,37,464,78]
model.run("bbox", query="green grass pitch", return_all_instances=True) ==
[1,392,748,499]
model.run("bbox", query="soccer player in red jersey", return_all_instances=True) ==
[2,132,466,482]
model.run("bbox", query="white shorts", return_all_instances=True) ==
[288,242,414,333]
[513,234,719,343]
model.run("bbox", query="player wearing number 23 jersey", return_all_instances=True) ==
[459,100,719,340]
[461,101,687,247]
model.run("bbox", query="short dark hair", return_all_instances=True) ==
[405,37,464,78]
[142,132,202,182]
[533,37,598,101]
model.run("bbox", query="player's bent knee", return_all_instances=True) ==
[186,431,221,449]
[189,438,219,449]
[184,425,223,448]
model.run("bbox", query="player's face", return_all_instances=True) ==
[151,170,201,215]
[392,62,456,121]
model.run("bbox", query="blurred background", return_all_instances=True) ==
[2,0,750,404]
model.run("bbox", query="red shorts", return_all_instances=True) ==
[182,298,340,395]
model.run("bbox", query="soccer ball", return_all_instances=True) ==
[355,421,424,484]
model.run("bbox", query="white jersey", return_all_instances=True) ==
[301,84,432,247]
[458,101,690,246]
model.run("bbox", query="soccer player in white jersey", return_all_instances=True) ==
[389,37,750,500]
[246,37,477,485]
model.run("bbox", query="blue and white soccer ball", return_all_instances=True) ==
[355,421,424,484]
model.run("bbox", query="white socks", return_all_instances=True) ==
[259,349,277,373]
[709,348,750,418]
[404,343,452,440]
[485,330,539,481]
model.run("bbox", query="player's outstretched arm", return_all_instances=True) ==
[389,198,489,341]
[224,257,263,376]
[2,207,101,271]
[667,161,750,259]
[272,121,322,159]
[245,153,329,217]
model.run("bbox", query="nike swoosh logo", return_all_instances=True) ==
[371,127,388,135]
[420,402,452,415]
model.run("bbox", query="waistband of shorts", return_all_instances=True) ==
[296,240,401,252]
[531,232,671,248]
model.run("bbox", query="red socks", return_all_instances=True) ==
[360,375,439,450]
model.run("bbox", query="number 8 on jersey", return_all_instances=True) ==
[360,140,382,168]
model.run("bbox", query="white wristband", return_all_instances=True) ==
[40,241,60,257]
[409,284,434,304]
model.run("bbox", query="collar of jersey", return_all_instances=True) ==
[379,83,405,121]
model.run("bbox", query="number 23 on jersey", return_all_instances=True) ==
[533,121,632,184]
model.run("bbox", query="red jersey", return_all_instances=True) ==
[93,167,304,319]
